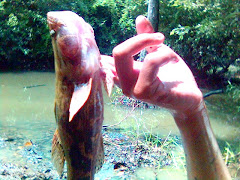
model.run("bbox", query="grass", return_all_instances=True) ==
[140,132,186,171]
[226,82,240,112]
[223,142,239,165]
[109,86,240,178]
[116,123,187,173]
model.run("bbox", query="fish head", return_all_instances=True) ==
[47,11,100,81]
[48,11,103,122]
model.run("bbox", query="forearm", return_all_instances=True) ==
[173,102,231,180]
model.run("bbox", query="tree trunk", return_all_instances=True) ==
[147,0,159,32]
[139,0,159,61]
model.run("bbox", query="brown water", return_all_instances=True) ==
[0,72,239,179]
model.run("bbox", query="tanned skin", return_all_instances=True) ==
[101,15,231,180]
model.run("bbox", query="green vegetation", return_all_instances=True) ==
[108,127,239,177]
[165,0,240,87]
[0,0,146,70]
[0,0,239,88]
[223,142,239,165]
[0,1,239,177]
[122,128,239,177]
[109,85,240,177]
[226,83,240,112]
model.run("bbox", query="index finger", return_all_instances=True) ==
[112,33,164,96]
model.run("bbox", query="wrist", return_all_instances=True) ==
[172,100,207,133]
[173,101,231,179]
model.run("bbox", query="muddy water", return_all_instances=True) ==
[0,72,239,179]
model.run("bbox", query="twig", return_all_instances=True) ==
[23,84,46,89]
[203,89,224,98]
[103,105,139,128]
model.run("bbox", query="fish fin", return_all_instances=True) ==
[52,129,65,177]
[102,72,114,97]
[95,135,104,173]
[100,55,116,97]
[69,78,93,122]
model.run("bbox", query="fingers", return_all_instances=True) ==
[133,45,179,100]
[136,15,154,34]
[112,33,164,96]
[146,45,179,67]
[113,33,164,58]
[136,15,161,53]
[142,45,179,83]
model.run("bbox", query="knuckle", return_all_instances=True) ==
[112,46,123,59]
[133,87,148,100]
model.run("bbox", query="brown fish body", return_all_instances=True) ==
[47,11,107,179]
[54,70,104,179]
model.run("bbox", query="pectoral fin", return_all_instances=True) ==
[102,71,114,97]
[100,55,116,97]
[52,129,65,177]
[69,78,93,122]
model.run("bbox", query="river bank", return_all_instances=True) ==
[0,128,184,180]
[1,127,239,179]
[0,72,239,179]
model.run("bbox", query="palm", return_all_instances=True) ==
[133,45,202,113]
[110,16,231,180]
[112,15,203,114]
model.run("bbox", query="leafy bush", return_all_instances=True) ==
[160,0,240,86]
[0,0,239,88]
[226,83,240,112]
[0,0,146,70]
[0,0,53,70]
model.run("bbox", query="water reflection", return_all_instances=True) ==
[0,72,239,179]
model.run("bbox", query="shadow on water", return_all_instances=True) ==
[0,72,239,179]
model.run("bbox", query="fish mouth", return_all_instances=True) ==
[47,11,101,79]
[47,12,65,34]
[47,12,84,69]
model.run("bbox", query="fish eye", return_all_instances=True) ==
[50,30,56,37]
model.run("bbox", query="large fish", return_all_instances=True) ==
[47,11,113,179]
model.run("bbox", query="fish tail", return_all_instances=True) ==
[52,129,65,177]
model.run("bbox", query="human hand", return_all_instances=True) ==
[112,15,203,116]
[107,16,231,179]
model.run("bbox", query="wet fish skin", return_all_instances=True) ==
[47,11,107,179]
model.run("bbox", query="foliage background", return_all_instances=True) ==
[0,0,239,88]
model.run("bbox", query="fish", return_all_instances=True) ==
[47,11,114,179]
